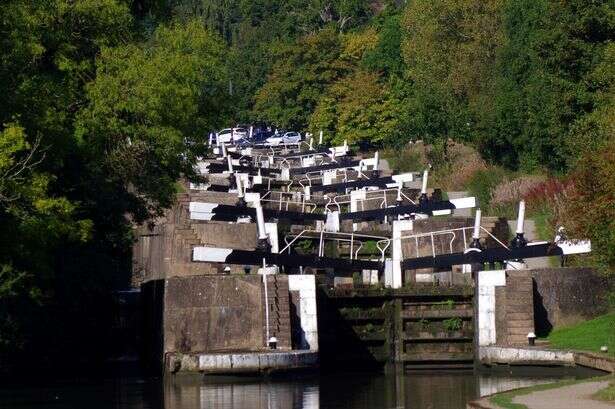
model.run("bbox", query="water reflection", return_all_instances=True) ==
[164,378,319,409]
[0,367,599,409]
[162,368,587,409]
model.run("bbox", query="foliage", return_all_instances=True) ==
[309,70,400,145]
[560,138,615,273]
[547,313,615,357]
[253,28,350,130]
[381,145,426,173]
[464,167,511,209]
[400,0,503,146]
[76,20,228,220]
[443,317,463,331]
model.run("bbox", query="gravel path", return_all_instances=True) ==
[513,380,615,409]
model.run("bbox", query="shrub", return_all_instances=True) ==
[443,317,463,331]
[491,175,546,206]
[382,143,427,173]
[464,167,509,209]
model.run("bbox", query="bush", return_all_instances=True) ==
[382,143,426,173]
[491,175,546,206]
[464,167,509,209]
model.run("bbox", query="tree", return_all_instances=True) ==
[310,70,399,145]
[76,20,229,220]
[253,28,350,129]
[400,0,504,145]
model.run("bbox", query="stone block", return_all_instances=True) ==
[231,353,260,370]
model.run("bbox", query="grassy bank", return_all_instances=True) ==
[547,313,615,357]
[490,375,614,409]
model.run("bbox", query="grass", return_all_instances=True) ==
[594,378,615,401]
[547,313,615,357]
[531,206,554,242]
[490,375,613,409]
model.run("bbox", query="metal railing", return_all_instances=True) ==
[282,229,391,261]
[259,191,318,213]
[324,187,416,213]
[399,226,509,259]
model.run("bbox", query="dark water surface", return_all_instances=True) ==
[0,367,600,409]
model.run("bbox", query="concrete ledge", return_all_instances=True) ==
[479,346,615,374]
[166,350,319,374]
[574,351,615,373]
[479,346,575,367]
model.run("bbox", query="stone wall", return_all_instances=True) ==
[531,267,610,336]
[142,274,294,372]
[163,275,265,354]
[133,191,259,284]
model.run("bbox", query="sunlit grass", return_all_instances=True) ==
[547,313,615,357]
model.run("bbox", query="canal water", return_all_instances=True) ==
[0,367,600,409]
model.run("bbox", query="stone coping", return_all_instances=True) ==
[479,345,615,373]
[166,350,319,374]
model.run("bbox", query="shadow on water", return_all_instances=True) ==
[0,366,604,409]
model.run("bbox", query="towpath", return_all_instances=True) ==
[512,380,614,409]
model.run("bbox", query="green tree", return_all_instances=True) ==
[310,70,400,145]
[253,28,350,129]
[76,20,229,219]
[400,0,504,145]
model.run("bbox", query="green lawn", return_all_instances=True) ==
[547,313,615,357]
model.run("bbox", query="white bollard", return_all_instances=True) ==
[473,209,482,240]
[235,173,244,199]
[227,154,233,172]
[255,197,268,241]
[319,130,323,145]
[374,151,379,171]
[421,169,429,195]
[516,200,526,234]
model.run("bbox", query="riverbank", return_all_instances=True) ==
[469,346,615,409]
[468,375,615,409]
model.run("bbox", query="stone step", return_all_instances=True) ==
[505,304,533,313]
[506,311,534,323]
[507,328,535,336]
[507,320,534,328]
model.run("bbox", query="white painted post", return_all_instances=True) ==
[473,209,482,240]
[249,126,253,139]
[516,200,525,234]
[226,154,233,173]
[421,169,429,195]
[208,132,213,146]
[262,258,270,347]
[374,151,379,171]
[309,137,314,150]
[235,173,244,199]
[255,196,268,241]
[319,130,323,145]
[221,143,227,158]
[391,220,413,289]
[343,139,348,150]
